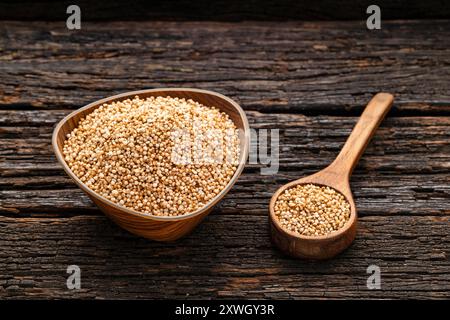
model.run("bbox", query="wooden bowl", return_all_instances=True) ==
[53,88,249,241]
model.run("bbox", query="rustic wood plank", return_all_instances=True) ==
[1,0,449,21]
[1,21,449,113]
[1,111,448,217]
[1,173,449,217]
[0,215,448,299]
[0,20,449,299]
[1,111,449,174]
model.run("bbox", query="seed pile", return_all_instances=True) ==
[63,96,240,216]
[274,184,351,236]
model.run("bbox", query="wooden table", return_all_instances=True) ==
[0,20,449,299]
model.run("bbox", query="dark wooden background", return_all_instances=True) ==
[1,0,450,21]
[0,1,449,299]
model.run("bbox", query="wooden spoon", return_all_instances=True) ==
[269,93,394,259]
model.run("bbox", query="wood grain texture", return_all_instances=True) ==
[0,20,449,299]
[0,21,449,113]
[1,0,449,21]
[0,215,449,299]
[1,112,449,218]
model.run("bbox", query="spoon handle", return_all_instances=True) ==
[330,93,394,177]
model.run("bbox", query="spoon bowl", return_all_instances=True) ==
[53,88,249,241]
[269,93,394,259]
[269,170,358,259]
